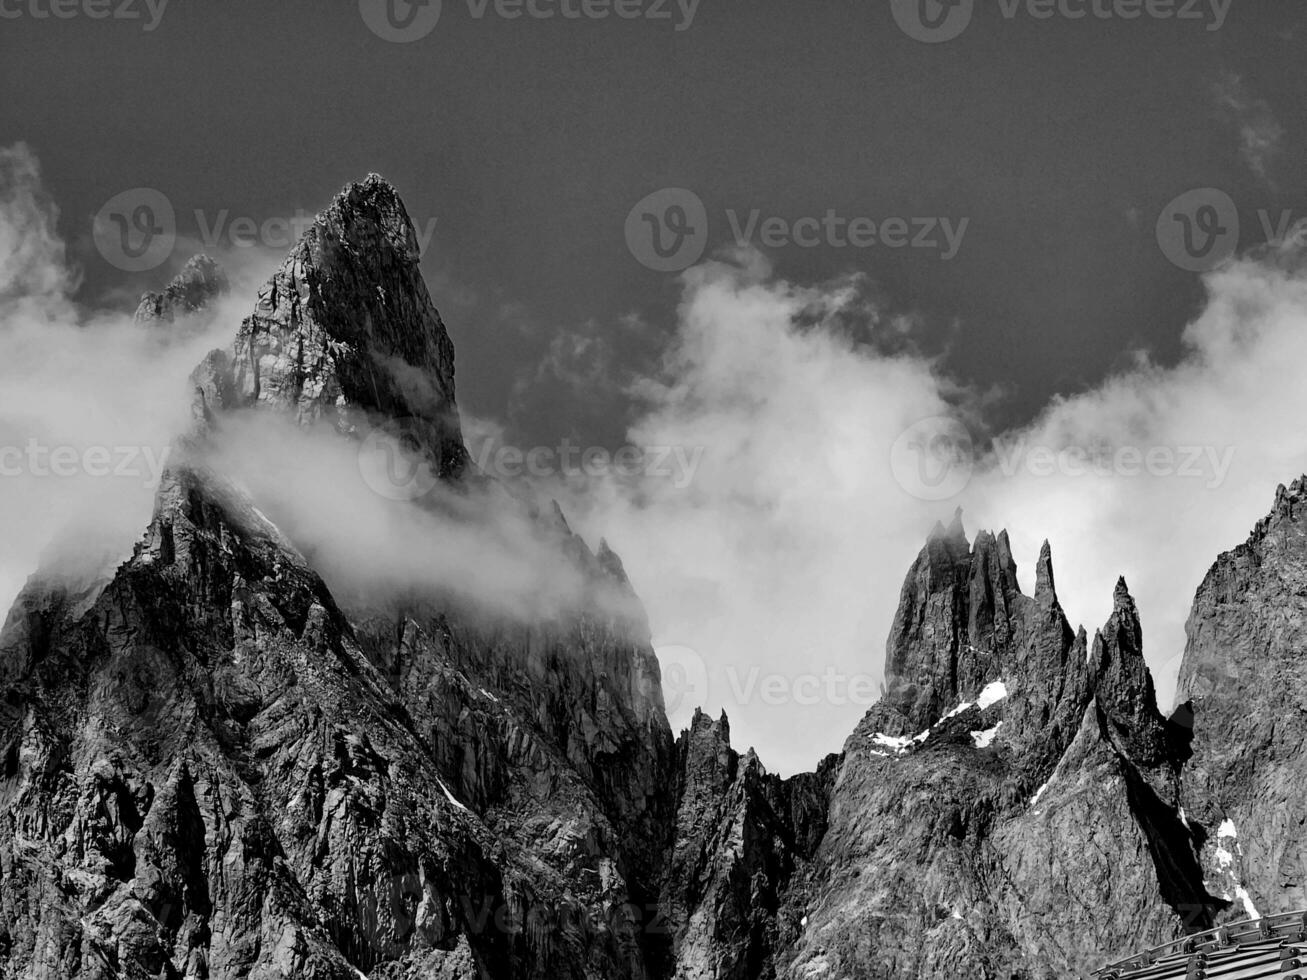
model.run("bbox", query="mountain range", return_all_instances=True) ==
[0,176,1301,980]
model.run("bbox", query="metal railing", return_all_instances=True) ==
[1096,910,1307,978]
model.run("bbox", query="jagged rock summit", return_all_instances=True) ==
[134,254,231,326]
[0,177,674,979]
[5,175,1307,979]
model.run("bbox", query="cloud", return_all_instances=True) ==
[552,248,1307,776]
[1213,72,1285,188]
[0,143,281,612]
[550,252,977,776]
[0,142,637,637]
[198,410,636,626]
[8,141,1307,782]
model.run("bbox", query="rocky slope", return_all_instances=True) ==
[773,520,1211,979]
[1177,477,1307,922]
[0,177,678,979]
[2,176,1306,979]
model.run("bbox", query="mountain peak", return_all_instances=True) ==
[191,174,467,477]
[1035,539,1057,602]
[1092,576,1168,764]
[135,254,230,325]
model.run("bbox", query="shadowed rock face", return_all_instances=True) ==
[3,175,1307,979]
[1177,477,1307,921]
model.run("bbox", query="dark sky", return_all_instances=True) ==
[2,1,1302,452]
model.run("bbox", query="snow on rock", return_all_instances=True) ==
[871,681,1009,756]
[871,733,913,752]
[1030,775,1054,812]
[437,779,469,812]
[1206,817,1260,918]
[1235,885,1261,919]
[976,680,1007,710]
[972,723,1003,749]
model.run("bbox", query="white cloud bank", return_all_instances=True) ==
[559,248,1307,776]
[0,142,276,611]
[5,142,1307,778]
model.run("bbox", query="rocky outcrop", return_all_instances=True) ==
[6,173,1307,980]
[0,177,674,979]
[657,711,837,980]
[1177,477,1307,922]
[775,522,1212,979]
[134,255,230,326]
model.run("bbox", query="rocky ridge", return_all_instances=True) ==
[2,176,1306,978]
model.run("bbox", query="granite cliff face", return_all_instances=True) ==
[0,177,676,979]
[1177,477,1307,923]
[2,176,1306,979]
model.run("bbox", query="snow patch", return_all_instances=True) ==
[1217,818,1238,839]
[1030,775,1053,812]
[871,733,912,752]
[437,779,468,812]
[972,723,1003,749]
[1235,885,1261,919]
[479,688,500,703]
[976,680,1008,710]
